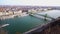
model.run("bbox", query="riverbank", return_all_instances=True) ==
[0,13,29,20]
[23,17,60,34]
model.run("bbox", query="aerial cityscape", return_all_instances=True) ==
[0,0,60,34]
[0,6,60,34]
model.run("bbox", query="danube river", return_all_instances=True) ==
[0,15,48,34]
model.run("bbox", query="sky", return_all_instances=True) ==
[0,0,60,6]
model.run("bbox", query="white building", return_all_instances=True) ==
[28,9,37,14]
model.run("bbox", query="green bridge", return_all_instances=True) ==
[29,13,55,20]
